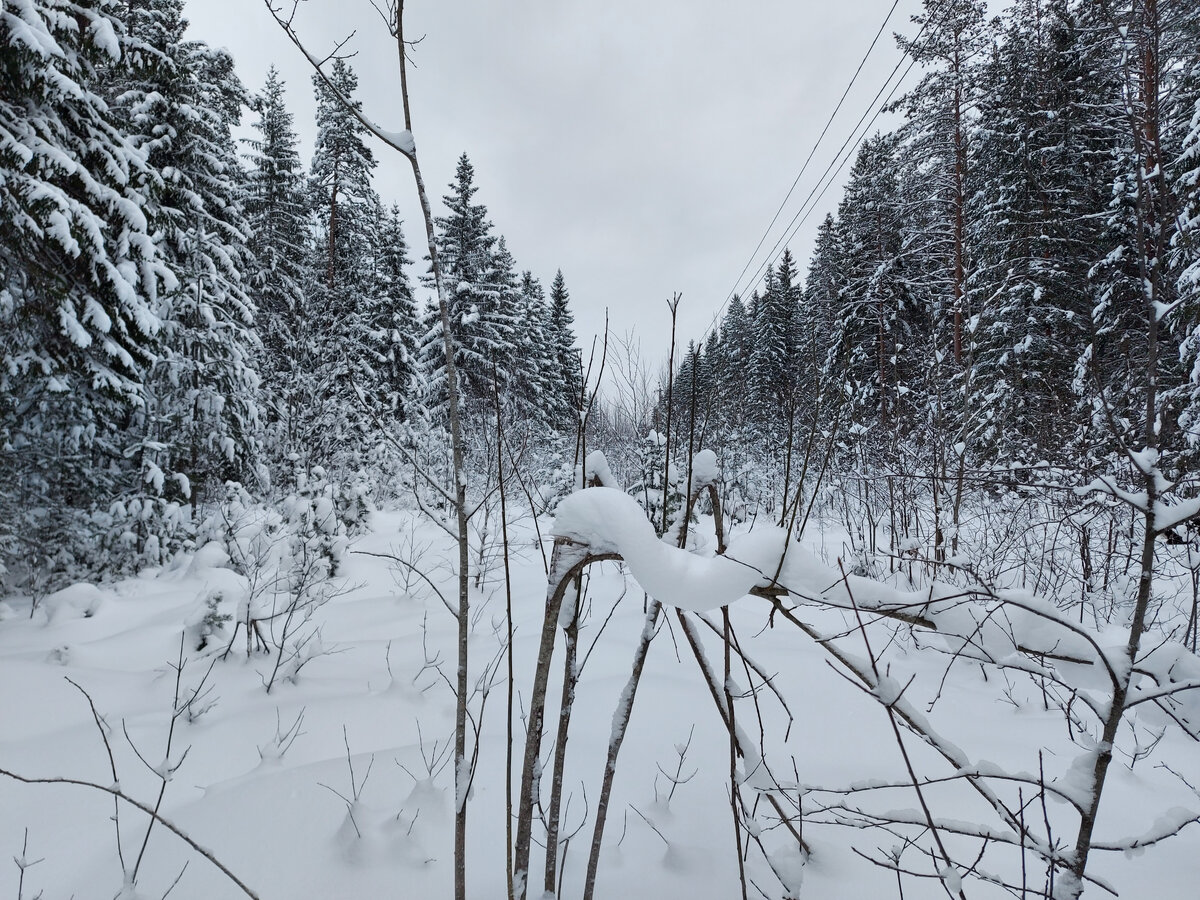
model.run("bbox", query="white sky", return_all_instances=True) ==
[185,0,929,356]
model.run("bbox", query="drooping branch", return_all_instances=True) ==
[0,768,260,899]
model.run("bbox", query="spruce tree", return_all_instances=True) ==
[420,154,520,409]
[485,235,524,395]
[802,213,845,403]
[305,58,380,470]
[547,269,582,431]
[244,67,311,460]
[363,204,420,423]
[512,270,559,426]
[114,0,262,520]
[828,135,917,438]
[1073,0,1187,464]
[1175,8,1200,440]
[0,0,172,583]
[969,0,1109,461]
[700,328,721,428]
[749,250,802,427]
[713,293,753,431]
[893,0,990,444]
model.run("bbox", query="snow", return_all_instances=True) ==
[583,449,620,489]
[551,487,787,612]
[86,14,121,62]
[1155,494,1200,532]
[873,673,904,707]
[938,864,962,894]
[3,507,1200,900]
[690,448,719,488]
[376,127,415,155]
[39,582,105,623]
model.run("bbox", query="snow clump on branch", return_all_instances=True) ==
[551,487,789,612]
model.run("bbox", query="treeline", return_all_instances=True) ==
[659,0,1200,506]
[0,0,581,588]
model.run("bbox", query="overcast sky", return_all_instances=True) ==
[185,0,929,357]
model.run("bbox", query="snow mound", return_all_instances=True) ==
[41,583,106,623]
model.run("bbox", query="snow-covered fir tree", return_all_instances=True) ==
[547,269,583,431]
[1069,0,1187,472]
[825,134,916,440]
[892,0,990,444]
[110,0,262,535]
[801,214,844,400]
[967,0,1109,462]
[0,0,173,585]
[304,58,381,472]
[748,250,802,428]
[244,66,312,470]
[1175,6,1200,453]
[420,153,521,411]
[510,270,556,424]
[362,203,420,425]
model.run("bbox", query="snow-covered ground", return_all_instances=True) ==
[2,506,1198,899]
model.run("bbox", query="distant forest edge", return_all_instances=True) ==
[2,0,1200,592]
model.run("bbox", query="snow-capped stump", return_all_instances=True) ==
[583,449,620,489]
[550,486,789,613]
[689,448,719,489]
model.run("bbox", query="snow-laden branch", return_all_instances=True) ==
[1091,807,1200,852]
[547,480,1200,895]
[551,487,788,613]
[550,487,1120,676]
[1073,448,1200,533]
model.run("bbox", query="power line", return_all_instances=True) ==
[720,0,902,310]
[700,0,954,344]
[733,0,960,307]
[729,27,928,306]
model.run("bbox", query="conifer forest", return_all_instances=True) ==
[3,1,1200,898]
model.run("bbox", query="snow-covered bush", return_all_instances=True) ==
[186,590,234,651]
[283,467,350,578]
[98,493,195,575]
